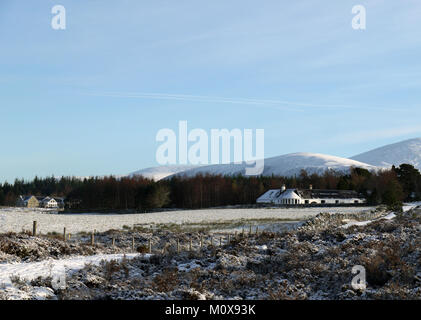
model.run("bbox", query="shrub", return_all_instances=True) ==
[103,259,121,280]
[136,245,149,253]
[152,268,179,292]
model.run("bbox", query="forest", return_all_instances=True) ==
[0,164,420,211]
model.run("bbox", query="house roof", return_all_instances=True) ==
[20,195,65,202]
[297,189,362,199]
[278,189,302,200]
[256,189,281,202]
[24,195,38,202]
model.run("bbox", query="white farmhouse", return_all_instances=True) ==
[257,185,366,205]
[40,197,59,208]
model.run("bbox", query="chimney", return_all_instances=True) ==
[281,184,286,192]
[309,184,313,190]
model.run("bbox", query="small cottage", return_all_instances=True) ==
[16,195,40,208]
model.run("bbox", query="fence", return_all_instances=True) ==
[30,220,261,255]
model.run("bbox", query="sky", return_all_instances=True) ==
[1,0,421,182]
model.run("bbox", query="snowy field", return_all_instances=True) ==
[0,253,142,300]
[0,206,374,234]
[0,253,141,286]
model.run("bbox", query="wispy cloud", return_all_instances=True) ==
[86,91,402,112]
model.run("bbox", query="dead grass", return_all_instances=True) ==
[152,268,179,292]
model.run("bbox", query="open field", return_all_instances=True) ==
[0,206,375,234]
[0,204,420,300]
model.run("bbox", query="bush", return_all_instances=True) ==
[136,245,149,253]
[152,268,179,292]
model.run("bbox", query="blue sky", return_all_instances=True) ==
[1,0,421,182]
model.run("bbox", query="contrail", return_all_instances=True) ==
[85,91,405,112]
[85,92,303,112]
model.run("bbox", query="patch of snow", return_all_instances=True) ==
[342,220,372,229]
[31,287,56,300]
[0,253,142,287]
[255,245,268,251]
[403,201,421,212]
[177,261,202,272]
[383,212,396,220]
[341,212,396,229]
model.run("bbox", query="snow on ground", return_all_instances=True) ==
[342,212,397,229]
[382,212,397,220]
[0,206,374,234]
[403,202,421,212]
[0,253,142,287]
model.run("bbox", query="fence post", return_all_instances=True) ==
[132,236,135,252]
[255,226,259,235]
[200,235,203,249]
[32,221,37,237]
[249,225,252,235]
[228,234,231,244]
[112,237,115,247]
[210,236,213,247]
[219,237,222,247]
[91,231,95,246]
[68,233,71,241]
[63,227,66,242]
[189,238,192,251]
[148,238,152,253]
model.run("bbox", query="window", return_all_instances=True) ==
[305,200,309,204]
[321,200,326,204]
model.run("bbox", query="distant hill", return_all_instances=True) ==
[129,153,377,181]
[166,152,376,178]
[351,138,421,170]
[129,165,203,181]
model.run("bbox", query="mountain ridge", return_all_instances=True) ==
[351,138,421,169]
[130,152,377,181]
[129,138,421,181]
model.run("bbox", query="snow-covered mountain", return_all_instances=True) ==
[147,153,376,180]
[351,138,421,170]
[129,165,203,181]
[128,138,421,180]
